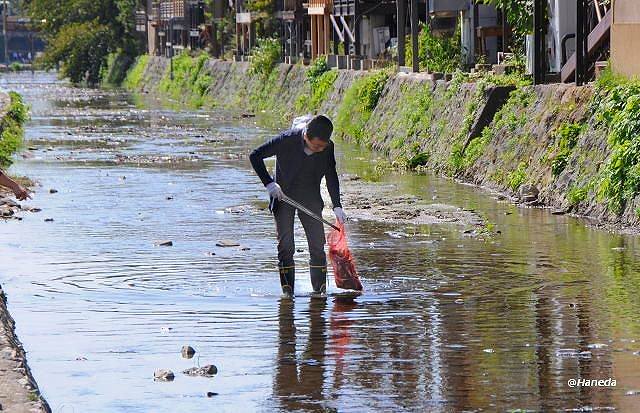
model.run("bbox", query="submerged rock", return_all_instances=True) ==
[183,364,218,377]
[154,369,175,381]
[181,346,196,359]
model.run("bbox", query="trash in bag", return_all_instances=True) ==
[327,222,363,291]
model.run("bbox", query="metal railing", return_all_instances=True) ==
[159,0,185,20]
[333,0,354,16]
[307,0,333,9]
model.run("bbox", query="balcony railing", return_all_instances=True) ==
[283,0,299,11]
[307,0,332,7]
[159,0,185,20]
[333,0,354,16]
[306,0,332,14]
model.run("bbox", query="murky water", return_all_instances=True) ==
[1,72,640,412]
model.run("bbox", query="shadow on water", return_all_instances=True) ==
[0,72,639,412]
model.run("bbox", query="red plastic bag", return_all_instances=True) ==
[327,222,363,291]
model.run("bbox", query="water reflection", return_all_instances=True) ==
[275,298,327,411]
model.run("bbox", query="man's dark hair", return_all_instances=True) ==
[305,115,333,142]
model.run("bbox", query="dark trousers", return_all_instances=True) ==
[274,200,326,268]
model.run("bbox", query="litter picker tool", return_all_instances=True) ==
[281,195,341,232]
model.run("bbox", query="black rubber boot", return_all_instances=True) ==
[279,265,295,297]
[310,265,327,296]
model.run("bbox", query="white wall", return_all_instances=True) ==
[548,0,577,72]
[359,14,388,58]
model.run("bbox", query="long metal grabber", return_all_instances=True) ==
[281,195,341,232]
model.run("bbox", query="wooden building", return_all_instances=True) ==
[277,0,306,63]
[147,0,206,56]
[235,0,258,58]
[307,0,332,59]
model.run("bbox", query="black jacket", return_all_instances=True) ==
[249,128,342,210]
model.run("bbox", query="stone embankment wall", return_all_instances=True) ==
[128,56,640,231]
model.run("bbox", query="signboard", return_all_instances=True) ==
[190,30,199,37]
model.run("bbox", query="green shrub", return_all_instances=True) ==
[249,38,281,79]
[335,70,390,144]
[296,61,338,113]
[306,57,331,88]
[592,71,640,213]
[567,185,588,206]
[406,23,463,73]
[507,162,527,191]
[408,151,429,169]
[123,54,149,90]
[157,52,213,108]
[40,21,112,84]
[100,49,135,86]
[0,92,29,167]
[550,122,583,176]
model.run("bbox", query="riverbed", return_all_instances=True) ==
[1,72,640,412]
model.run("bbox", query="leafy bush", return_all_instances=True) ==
[156,52,213,108]
[477,0,534,51]
[567,185,588,206]
[123,54,149,90]
[507,162,527,191]
[30,0,143,84]
[406,23,463,73]
[306,57,331,87]
[335,71,390,143]
[100,50,135,86]
[296,69,338,113]
[40,21,111,84]
[0,92,29,167]
[249,38,281,78]
[592,70,640,213]
[550,122,583,176]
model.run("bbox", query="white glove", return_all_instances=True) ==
[333,207,347,224]
[266,182,284,200]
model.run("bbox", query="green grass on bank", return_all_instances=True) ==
[0,92,28,168]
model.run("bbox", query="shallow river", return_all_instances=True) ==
[1,72,640,412]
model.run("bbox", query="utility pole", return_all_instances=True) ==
[3,0,8,64]
[410,0,419,72]
[169,16,174,80]
[397,0,406,67]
